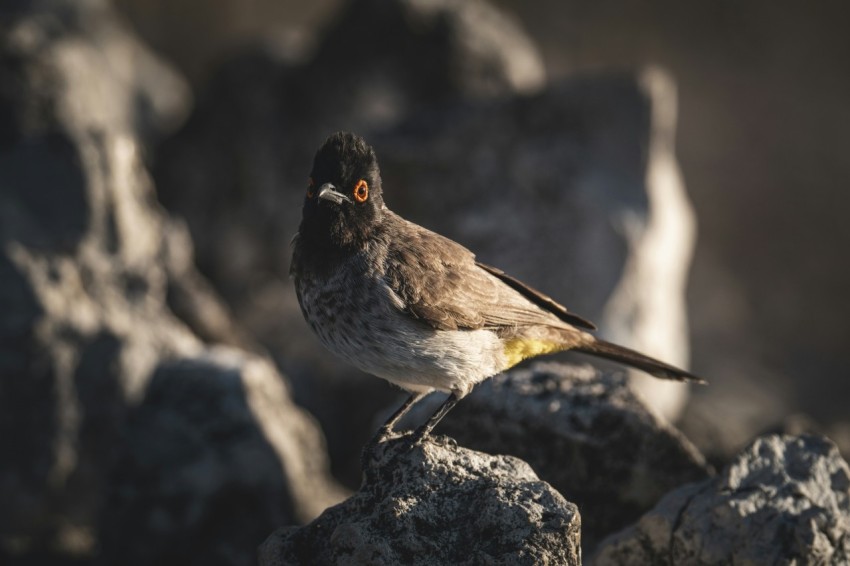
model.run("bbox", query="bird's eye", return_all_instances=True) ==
[353,179,369,203]
[306,177,315,198]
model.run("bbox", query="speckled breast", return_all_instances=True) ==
[294,261,506,394]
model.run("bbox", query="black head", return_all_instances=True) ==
[298,132,385,251]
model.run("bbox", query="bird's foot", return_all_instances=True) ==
[360,426,393,469]
[360,428,428,470]
[361,425,425,467]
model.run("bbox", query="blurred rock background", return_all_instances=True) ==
[116,0,850,461]
[2,0,849,563]
[0,1,345,564]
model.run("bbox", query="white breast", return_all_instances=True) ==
[296,265,505,396]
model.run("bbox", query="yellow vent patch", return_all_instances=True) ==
[502,338,564,369]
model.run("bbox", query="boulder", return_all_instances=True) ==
[99,349,347,566]
[0,1,343,562]
[260,436,581,566]
[593,434,850,565]
[297,0,547,133]
[0,0,198,548]
[401,362,711,549]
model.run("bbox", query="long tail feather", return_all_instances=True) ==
[575,339,706,384]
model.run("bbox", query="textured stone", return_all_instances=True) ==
[402,362,710,550]
[260,436,581,566]
[99,349,347,566]
[593,434,850,565]
[299,0,546,133]
[0,0,198,547]
[0,1,343,562]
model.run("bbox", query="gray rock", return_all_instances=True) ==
[593,434,850,565]
[0,0,198,547]
[100,349,347,566]
[300,0,546,132]
[259,436,581,566]
[402,362,711,550]
[0,1,343,561]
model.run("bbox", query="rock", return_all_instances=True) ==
[160,220,253,350]
[300,0,546,132]
[1,0,198,550]
[259,436,581,566]
[99,349,348,566]
[593,434,850,565]
[0,1,343,561]
[401,362,711,550]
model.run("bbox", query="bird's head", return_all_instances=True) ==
[299,131,385,250]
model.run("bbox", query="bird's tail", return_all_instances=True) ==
[574,339,706,384]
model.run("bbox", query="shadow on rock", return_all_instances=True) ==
[100,350,346,566]
[0,1,345,563]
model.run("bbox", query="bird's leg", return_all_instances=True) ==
[375,391,427,440]
[407,392,461,446]
[367,391,463,468]
[362,391,428,469]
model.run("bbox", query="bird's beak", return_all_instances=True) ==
[317,183,351,205]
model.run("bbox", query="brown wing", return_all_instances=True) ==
[475,262,596,330]
[382,215,589,332]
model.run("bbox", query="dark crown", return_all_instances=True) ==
[311,131,382,198]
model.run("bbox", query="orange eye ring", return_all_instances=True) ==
[306,177,315,198]
[353,179,369,203]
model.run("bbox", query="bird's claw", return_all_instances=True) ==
[361,428,427,470]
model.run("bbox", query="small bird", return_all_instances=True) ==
[291,131,704,446]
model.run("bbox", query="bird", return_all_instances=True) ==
[290,131,704,447]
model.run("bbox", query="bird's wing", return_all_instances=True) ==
[475,262,596,330]
[382,218,593,332]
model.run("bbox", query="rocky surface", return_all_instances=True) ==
[99,349,347,566]
[0,1,342,562]
[299,0,547,135]
[402,362,711,549]
[1,0,197,549]
[259,436,581,566]
[593,434,850,565]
